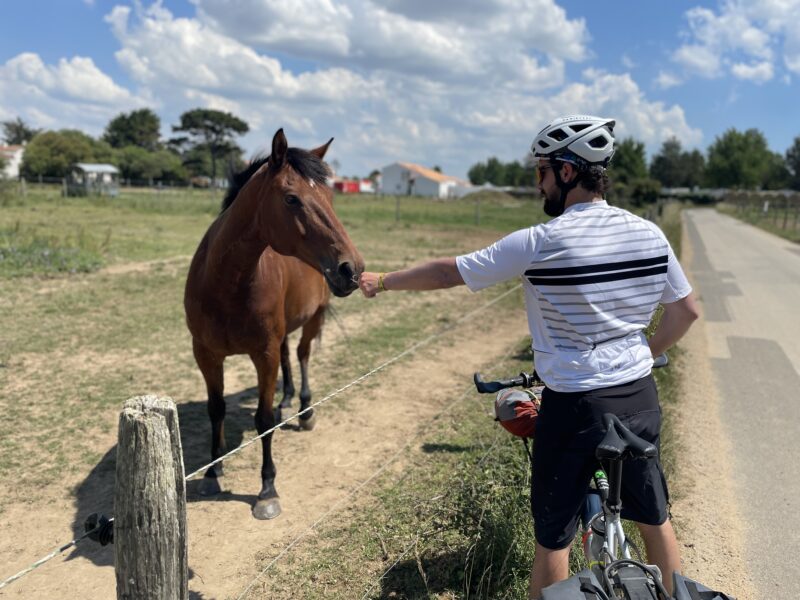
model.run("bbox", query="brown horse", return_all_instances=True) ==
[184,129,364,519]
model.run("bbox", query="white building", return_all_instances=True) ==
[0,145,24,179]
[380,162,471,198]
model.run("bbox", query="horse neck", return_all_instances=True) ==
[206,195,271,284]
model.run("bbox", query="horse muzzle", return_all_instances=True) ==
[324,260,362,297]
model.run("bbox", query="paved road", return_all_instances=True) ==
[685,209,800,599]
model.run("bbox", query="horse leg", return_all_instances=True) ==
[193,340,226,496]
[250,344,282,520]
[275,336,295,422]
[297,306,326,431]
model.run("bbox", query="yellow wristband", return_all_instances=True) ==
[378,273,386,292]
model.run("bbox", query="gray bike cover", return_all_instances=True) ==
[539,569,736,599]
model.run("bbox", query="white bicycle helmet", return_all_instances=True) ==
[531,115,616,167]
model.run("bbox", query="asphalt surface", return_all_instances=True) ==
[685,209,800,599]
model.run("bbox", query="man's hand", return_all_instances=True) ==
[359,272,382,298]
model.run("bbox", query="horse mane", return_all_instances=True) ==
[220,148,331,214]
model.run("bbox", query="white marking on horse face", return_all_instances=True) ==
[308,179,316,188]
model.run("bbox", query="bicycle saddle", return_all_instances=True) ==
[596,413,657,460]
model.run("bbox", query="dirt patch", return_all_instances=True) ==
[668,218,757,598]
[0,282,528,599]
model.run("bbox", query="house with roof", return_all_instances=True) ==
[66,163,120,197]
[379,162,472,198]
[0,145,24,179]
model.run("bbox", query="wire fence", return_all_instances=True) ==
[0,284,522,593]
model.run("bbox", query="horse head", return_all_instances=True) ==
[248,129,364,297]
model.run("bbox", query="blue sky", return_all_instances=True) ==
[1,0,799,178]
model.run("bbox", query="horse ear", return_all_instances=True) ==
[271,128,288,168]
[309,138,334,160]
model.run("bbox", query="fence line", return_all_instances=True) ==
[184,284,521,482]
[0,284,520,593]
[359,424,507,599]
[240,342,518,600]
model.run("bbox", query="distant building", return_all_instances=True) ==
[66,163,120,197]
[0,145,24,179]
[333,179,360,194]
[380,162,472,198]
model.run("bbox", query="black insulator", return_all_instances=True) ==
[84,513,114,546]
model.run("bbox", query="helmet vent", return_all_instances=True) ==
[538,140,550,149]
[588,135,608,148]
[548,128,569,142]
[570,123,590,133]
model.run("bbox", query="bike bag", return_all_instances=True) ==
[540,568,606,599]
[672,572,736,600]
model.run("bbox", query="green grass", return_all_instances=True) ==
[716,201,800,243]
[0,185,689,594]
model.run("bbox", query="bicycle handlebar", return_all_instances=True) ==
[473,354,668,394]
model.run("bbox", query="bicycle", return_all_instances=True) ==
[473,355,735,600]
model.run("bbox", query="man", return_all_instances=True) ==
[358,115,699,598]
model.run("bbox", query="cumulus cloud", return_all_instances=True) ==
[0,0,703,177]
[0,52,146,134]
[655,71,682,89]
[671,0,800,84]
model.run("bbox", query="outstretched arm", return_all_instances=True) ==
[359,258,464,298]
[648,293,700,357]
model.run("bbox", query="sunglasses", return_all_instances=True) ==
[536,164,552,183]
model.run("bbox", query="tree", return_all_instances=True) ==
[2,117,40,145]
[484,157,506,185]
[21,130,113,178]
[172,109,248,182]
[432,165,442,173]
[468,161,487,185]
[650,138,707,188]
[785,136,800,191]
[103,108,161,151]
[649,138,684,188]
[609,137,648,185]
[116,146,187,183]
[705,128,773,189]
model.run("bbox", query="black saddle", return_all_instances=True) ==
[596,413,657,461]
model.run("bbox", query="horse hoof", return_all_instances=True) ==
[253,498,282,520]
[200,476,222,496]
[299,412,316,431]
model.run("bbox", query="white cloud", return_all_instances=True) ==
[0,1,702,179]
[655,71,682,89]
[191,0,589,87]
[731,60,774,82]
[671,0,800,83]
[0,52,146,134]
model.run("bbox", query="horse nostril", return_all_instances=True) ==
[338,261,355,283]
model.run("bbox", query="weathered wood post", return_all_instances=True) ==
[115,396,187,600]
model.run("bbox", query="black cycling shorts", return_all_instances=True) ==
[530,374,670,550]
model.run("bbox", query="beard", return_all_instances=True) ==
[542,187,565,217]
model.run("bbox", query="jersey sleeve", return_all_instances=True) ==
[660,244,692,303]
[456,228,536,292]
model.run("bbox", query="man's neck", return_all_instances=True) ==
[564,189,603,211]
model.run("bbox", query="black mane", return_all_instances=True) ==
[220,148,331,214]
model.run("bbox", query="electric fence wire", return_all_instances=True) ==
[0,284,522,592]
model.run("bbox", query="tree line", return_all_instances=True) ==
[1,108,249,184]
[468,128,800,202]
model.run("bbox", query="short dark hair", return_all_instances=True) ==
[554,159,609,196]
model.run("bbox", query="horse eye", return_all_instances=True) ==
[284,194,301,206]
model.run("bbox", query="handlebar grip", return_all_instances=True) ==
[473,372,530,394]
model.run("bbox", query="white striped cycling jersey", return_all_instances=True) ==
[456,200,692,392]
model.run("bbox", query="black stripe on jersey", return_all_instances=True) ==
[525,254,668,277]
[526,265,668,286]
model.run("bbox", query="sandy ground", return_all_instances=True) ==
[0,282,529,600]
[667,218,757,598]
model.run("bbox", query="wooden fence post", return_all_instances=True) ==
[115,396,187,600]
